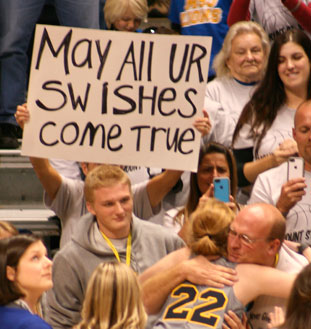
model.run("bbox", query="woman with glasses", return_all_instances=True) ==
[151,198,298,329]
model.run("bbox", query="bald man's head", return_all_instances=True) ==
[293,100,311,170]
[294,100,311,127]
[227,204,285,266]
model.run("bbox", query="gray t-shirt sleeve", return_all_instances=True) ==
[132,181,161,220]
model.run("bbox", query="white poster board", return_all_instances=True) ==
[22,25,212,172]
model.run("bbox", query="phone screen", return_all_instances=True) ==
[213,177,230,203]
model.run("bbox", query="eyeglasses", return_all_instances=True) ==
[228,227,270,246]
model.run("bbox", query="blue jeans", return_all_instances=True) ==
[0,0,100,125]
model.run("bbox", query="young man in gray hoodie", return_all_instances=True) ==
[45,164,185,329]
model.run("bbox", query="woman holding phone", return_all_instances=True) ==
[164,142,238,242]
[232,29,311,192]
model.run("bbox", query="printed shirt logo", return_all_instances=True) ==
[181,0,222,27]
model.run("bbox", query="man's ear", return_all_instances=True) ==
[80,162,88,176]
[268,239,281,255]
[6,266,16,282]
[293,127,297,141]
[86,201,96,216]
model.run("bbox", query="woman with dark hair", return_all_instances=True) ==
[0,235,53,329]
[232,29,311,190]
[164,142,238,242]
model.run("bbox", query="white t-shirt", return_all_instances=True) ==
[204,77,257,147]
[249,162,311,244]
[233,105,295,159]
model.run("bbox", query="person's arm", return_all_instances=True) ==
[283,240,311,263]
[146,169,183,208]
[29,157,62,201]
[235,264,296,305]
[16,104,62,201]
[234,139,298,186]
[227,0,251,26]
[242,153,279,184]
[282,0,311,33]
[139,248,238,315]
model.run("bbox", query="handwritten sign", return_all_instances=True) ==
[22,25,211,171]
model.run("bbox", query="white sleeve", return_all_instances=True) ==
[248,172,275,205]
[203,97,234,147]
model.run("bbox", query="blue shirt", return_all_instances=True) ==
[0,307,52,329]
[169,0,232,78]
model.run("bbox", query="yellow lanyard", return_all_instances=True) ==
[100,230,132,266]
[274,253,279,267]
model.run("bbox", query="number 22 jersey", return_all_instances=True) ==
[153,257,244,329]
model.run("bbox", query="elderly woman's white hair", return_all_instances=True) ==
[104,0,148,29]
[213,21,270,78]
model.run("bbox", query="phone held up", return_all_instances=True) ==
[287,157,304,181]
[213,177,230,203]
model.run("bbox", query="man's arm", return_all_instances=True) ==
[16,104,62,201]
[146,170,183,208]
[30,157,62,201]
[139,248,238,315]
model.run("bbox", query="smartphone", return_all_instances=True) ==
[213,177,230,203]
[287,157,304,180]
